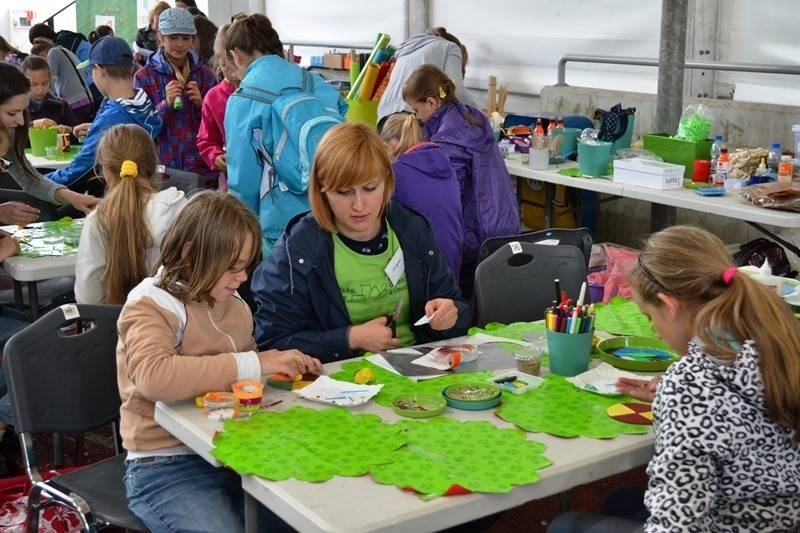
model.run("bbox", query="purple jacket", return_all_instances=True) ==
[392,142,464,282]
[425,103,519,263]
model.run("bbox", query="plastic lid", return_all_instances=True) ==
[772,142,781,149]
[793,124,800,132]
[715,134,723,141]
[781,155,792,161]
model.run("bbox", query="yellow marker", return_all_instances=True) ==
[294,374,303,382]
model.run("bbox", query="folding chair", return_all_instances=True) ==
[477,227,593,268]
[159,165,206,195]
[4,304,147,532]
[0,188,58,222]
[474,242,588,327]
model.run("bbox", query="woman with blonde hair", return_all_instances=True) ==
[550,225,800,531]
[253,122,469,362]
[74,124,187,304]
[379,112,463,282]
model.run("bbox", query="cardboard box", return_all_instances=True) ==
[323,53,345,69]
[643,133,714,180]
[613,158,684,189]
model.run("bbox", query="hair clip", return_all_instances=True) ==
[438,86,446,99]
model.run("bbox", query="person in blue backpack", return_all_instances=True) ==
[223,13,348,254]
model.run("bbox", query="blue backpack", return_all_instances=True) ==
[232,69,344,195]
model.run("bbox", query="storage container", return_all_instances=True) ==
[642,133,714,180]
[613,158,684,189]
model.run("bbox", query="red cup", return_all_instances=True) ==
[692,159,712,183]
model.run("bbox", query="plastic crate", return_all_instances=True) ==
[643,133,714,180]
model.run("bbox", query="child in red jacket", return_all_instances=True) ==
[197,21,239,191]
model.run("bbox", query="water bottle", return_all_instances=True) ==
[767,142,782,180]
[710,134,723,168]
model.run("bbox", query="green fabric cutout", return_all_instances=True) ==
[14,217,82,258]
[370,418,551,496]
[496,374,650,438]
[211,406,406,482]
[331,360,493,408]
[558,167,582,177]
[593,297,655,337]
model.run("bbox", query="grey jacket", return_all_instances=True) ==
[378,31,478,121]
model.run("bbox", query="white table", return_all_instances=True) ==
[25,153,72,170]
[1,224,77,318]
[506,156,800,253]
[155,360,654,533]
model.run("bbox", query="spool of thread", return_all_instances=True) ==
[692,159,711,183]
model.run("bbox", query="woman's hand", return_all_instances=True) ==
[72,123,91,138]
[0,231,20,261]
[33,118,57,129]
[185,81,203,107]
[214,154,227,173]
[348,317,401,353]
[56,124,72,135]
[0,202,39,226]
[615,376,660,402]
[424,298,458,331]
[54,189,101,214]
[165,80,183,107]
[258,349,322,377]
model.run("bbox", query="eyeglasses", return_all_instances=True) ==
[0,158,10,171]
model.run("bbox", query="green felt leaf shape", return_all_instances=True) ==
[331,360,493,408]
[370,418,551,496]
[211,406,406,482]
[496,374,650,439]
[593,297,655,338]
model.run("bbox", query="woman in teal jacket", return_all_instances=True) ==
[223,14,347,254]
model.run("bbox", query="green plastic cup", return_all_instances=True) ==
[578,141,613,177]
[29,127,58,157]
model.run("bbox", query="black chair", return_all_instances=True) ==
[0,188,58,222]
[159,165,205,195]
[4,304,147,532]
[474,242,588,327]
[477,227,593,268]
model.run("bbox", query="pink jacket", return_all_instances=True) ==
[197,79,236,190]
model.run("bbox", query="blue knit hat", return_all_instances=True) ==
[158,8,197,35]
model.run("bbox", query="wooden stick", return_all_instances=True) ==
[487,75,497,114]
[497,84,508,115]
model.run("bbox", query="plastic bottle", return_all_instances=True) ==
[173,95,183,111]
[767,142,782,180]
[778,155,793,183]
[714,145,730,187]
[557,116,564,129]
[752,157,768,184]
[710,134,723,169]
[547,116,557,136]
[533,118,544,137]
[752,259,781,293]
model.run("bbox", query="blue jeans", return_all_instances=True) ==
[125,454,245,533]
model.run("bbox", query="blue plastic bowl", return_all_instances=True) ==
[441,383,501,411]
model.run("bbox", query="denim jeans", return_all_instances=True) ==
[125,454,245,533]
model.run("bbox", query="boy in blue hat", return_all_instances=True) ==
[47,36,163,192]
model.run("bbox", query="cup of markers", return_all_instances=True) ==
[545,281,596,377]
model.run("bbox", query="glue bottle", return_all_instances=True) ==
[714,145,730,187]
[752,259,781,294]
[778,155,793,183]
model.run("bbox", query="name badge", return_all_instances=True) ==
[385,247,405,287]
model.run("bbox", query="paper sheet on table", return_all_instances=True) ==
[294,375,383,406]
[565,363,639,396]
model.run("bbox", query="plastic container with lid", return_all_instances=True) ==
[793,125,800,156]
[514,345,545,376]
[778,155,793,183]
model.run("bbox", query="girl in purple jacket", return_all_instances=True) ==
[403,64,519,293]
[379,112,464,283]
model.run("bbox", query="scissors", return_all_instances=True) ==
[385,299,403,338]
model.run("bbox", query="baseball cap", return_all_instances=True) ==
[76,36,134,70]
[158,8,197,36]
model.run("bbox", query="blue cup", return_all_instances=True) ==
[545,329,593,377]
[578,141,613,177]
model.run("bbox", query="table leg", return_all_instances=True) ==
[244,492,259,533]
[544,183,555,229]
[649,204,676,233]
[27,282,39,320]
[12,280,24,313]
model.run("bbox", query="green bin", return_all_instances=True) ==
[345,99,378,129]
[643,133,714,180]
[29,127,58,157]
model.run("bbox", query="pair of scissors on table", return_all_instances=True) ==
[385,299,403,338]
